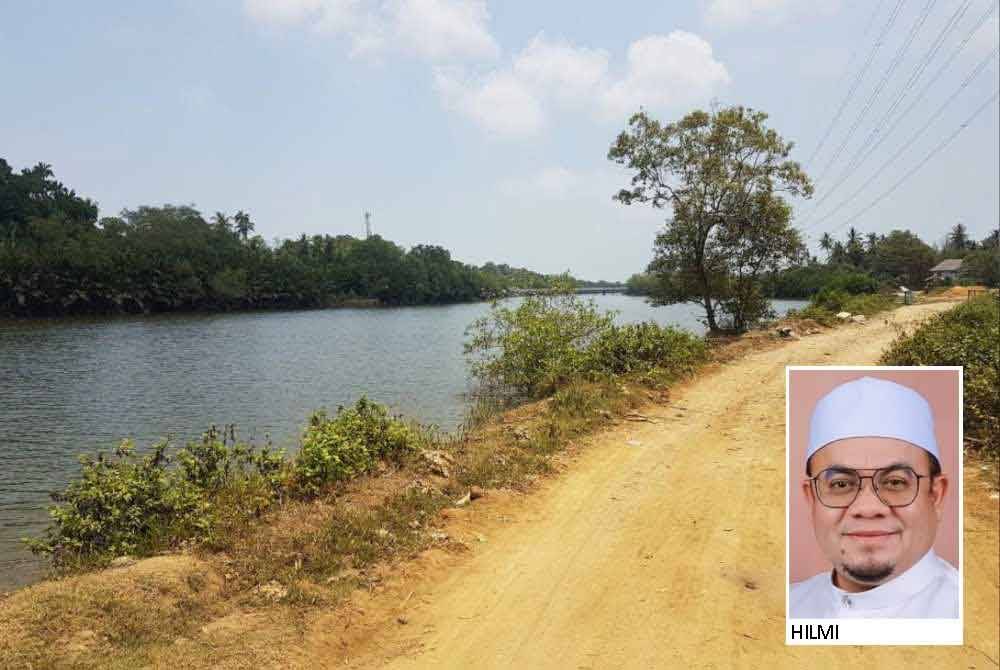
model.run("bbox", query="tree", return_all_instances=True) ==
[961,248,999,287]
[947,222,969,253]
[212,211,231,234]
[608,107,812,333]
[871,230,936,288]
[844,227,866,267]
[819,232,834,260]
[233,210,254,242]
[865,232,879,254]
[981,229,999,250]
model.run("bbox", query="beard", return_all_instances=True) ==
[841,559,895,585]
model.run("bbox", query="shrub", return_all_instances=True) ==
[826,272,878,295]
[586,322,708,378]
[26,430,288,569]
[881,295,999,457]
[293,397,421,496]
[805,288,895,318]
[24,441,209,569]
[465,293,707,398]
[841,293,896,316]
[464,292,614,397]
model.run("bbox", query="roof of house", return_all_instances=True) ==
[930,259,963,272]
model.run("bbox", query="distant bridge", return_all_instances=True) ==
[507,287,628,296]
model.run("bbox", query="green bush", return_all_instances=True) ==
[27,398,427,568]
[586,322,708,378]
[825,272,878,295]
[811,288,851,312]
[464,292,615,397]
[293,397,421,496]
[767,265,877,298]
[881,295,999,456]
[25,441,209,569]
[841,293,896,316]
[465,293,707,398]
[806,288,895,317]
[26,428,288,569]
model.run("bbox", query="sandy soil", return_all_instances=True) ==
[292,299,999,669]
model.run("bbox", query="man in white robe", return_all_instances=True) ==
[790,376,959,619]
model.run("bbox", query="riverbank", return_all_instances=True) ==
[5,295,995,668]
[0,294,809,591]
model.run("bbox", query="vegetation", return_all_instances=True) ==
[608,106,813,333]
[293,398,424,496]
[24,398,425,571]
[0,159,607,317]
[464,291,708,398]
[26,287,709,578]
[881,295,999,457]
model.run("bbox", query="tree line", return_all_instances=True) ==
[611,106,998,332]
[0,159,611,317]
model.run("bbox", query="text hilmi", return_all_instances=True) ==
[791,624,839,641]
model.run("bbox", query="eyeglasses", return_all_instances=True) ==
[809,466,933,508]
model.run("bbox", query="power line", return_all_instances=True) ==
[804,44,999,232]
[821,88,999,236]
[803,0,892,168]
[809,0,978,213]
[814,0,939,188]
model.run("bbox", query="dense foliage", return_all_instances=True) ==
[880,295,999,457]
[465,291,707,397]
[25,430,285,569]
[293,398,422,496]
[765,265,878,298]
[609,106,813,333]
[0,159,605,317]
[765,225,997,300]
[25,397,425,569]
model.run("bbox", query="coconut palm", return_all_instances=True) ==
[234,210,254,243]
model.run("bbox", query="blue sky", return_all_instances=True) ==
[2,1,997,280]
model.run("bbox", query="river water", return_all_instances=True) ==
[0,295,805,588]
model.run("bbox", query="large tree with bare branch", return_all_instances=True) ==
[609,106,813,333]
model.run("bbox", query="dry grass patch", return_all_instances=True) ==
[0,555,226,669]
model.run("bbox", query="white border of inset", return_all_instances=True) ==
[784,365,964,646]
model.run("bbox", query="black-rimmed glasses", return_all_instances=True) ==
[809,466,933,508]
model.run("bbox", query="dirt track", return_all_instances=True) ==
[300,300,999,669]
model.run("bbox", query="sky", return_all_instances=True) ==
[1,0,997,281]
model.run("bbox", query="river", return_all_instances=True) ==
[0,295,805,588]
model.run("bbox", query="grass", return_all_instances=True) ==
[881,294,999,459]
[785,290,898,326]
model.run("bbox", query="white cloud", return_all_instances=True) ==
[434,67,544,138]
[440,30,729,137]
[391,0,499,61]
[599,32,731,120]
[244,0,497,62]
[703,0,839,28]
[512,34,610,104]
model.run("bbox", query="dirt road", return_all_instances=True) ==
[302,301,999,669]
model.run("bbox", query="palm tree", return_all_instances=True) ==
[830,240,846,265]
[866,232,879,254]
[845,227,865,267]
[819,232,834,261]
[847,227,859,245]
[212,211,231,233]
[233,210,254,243]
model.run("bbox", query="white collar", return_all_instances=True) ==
[826,549,943,611]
